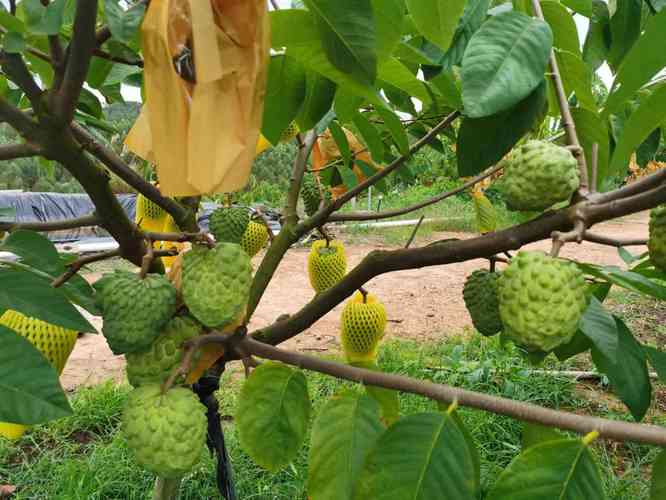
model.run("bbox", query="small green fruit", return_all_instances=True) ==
[209,207,250,244]
[463,270,502,336]
[648,204,666,272]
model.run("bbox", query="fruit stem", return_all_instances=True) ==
[359,287,369,303]
[153,477,181,500]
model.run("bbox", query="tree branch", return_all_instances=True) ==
[0,142,41,161]
[54,0,98,124]
[52,249,120,288]
[0,51,43,110]
[329,163,503,222]
[0,214,101,232]
[284,131,317,222]
[242,337,666,447]
[0,95,37,137]
[92,48,143,67]
[583,233,648,247]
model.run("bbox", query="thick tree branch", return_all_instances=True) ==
[329,163,504,222]
[70,123,197,232]
[595,167,666,204]
[0,96,37,137]
[242,337,666,447]
[0,52,43,110]
[0,142,41,161]
[0,214,101,232]
[54,0,98,124]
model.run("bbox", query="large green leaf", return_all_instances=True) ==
[429,70,463,109]
[334,88,364,124]
[104,0,145,44]
[643,346,666,385]
[578,297,618,363]
[652,450,666,500]
[541,0,581,57]
[457,80,546,176]
[22,0,66,35]
[236,362,311,472]
[556,50,596,111]
[86,57,114,89]
[571,107,610,189]
[262,55,307,145]
[610,84,666,176]
[307,392,384,500]
[0,325,72,425]
[355,410,478,499]
[296,72,336,131]
[605,8,666,115]
[608,0,642,69]
[0,8,26,32]
[376,106,409,155]
[441,0,491,69]
[521,423,563,450]
[461,12,553,118]
[304,0,377,86]
[562,0,593,17]
[405,0,466,51]
[0,230,62,276]
[487,438,605,500]
[636,128,661,167]
[371,0,404,62]
[353,113,386,163]
[592,317,651,421]
[377,58,431,105]
[577,263,666,300]
[352,360,400,426]
[3,31,26,53]
[583,0,611,71]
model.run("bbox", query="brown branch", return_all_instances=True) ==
[285,131,317,222]
[583,233,648,247]
[0,51,43,110]
[329,163,503,222]
[139,238,154,278]
[531,0,589,193]
[142,230,207,244]
[0,142,41,161]
[242,337,666,447]
[0,214,100,232]
[92,48,143,67]
[52,249,120,288]
[595,167,666,204]
[54,0,98,124]
[0,96,37,137]
[404,215,425,249]
[590,143,599,194]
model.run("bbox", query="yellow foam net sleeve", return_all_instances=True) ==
[125,0,270,196]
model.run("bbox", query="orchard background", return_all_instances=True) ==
[0,0,666,499]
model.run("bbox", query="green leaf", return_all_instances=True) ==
[328,120,352,165]
[610,84,666,176]
[0,269,95,332]
[304,0,377,86]
[487,438,605,500]
[355,410,479,500]
[104,0,146,44]
[23,0,66,35]
[405,0,466,51]
[458,80,546,176]
[236,362,311,472]
[353,113,386,163]
[103,63,141,86]
[608,0,642,69]
[651,450,666,500]
[76,88,103,119]
[605,8,666,115]
[3,31,26,53]
[356,159,387,193]
[643,346,666,384]
[338,165,359,190]
[577,263,666,300]
[571,107,610,190]
[591,317,651,421]
[307,392,384,500]
[0,325,72,425]
[441,0,491,70]
[351,360,400,426]
[554,330,593,361]
[371,0,404,62]
[562,0,593,17]
[521,423,563,450]
[24,51,53,87]
[377,58,431,105]
[541,0,582,57]
[578,297,618,362]
[461,12,553,118]
[376,106,409,155]
[636,128,661,167]
[0,230,61,276]
[583,0,611,71]
[262,55,307,145]
[86,57,114,89]
[296,72,336,131]
[0,9,26,32]
[473,193,497,233]
[334,88,364,124]
[429,70,463,110]
[557,50,596,111]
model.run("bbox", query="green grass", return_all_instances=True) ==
[1,335,660,499]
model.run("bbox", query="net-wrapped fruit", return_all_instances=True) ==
[648,204,666,272]
[462,270,502,336]
[209,206,250,244]
[125,315,202,387]
[0,310,78,439]
[308,239,347,293]
[240,221,269,258]
[94,271,177,354]
[182,243,252,328]
[301,174,331,216]
[340,291,387,363]
[122,385,207,478]
[498,251,587,352]
[135,192,168,233]
[501,140,579,211]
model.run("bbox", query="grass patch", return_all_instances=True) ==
[1,336,659,499]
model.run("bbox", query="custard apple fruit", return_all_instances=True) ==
[462,270,502,336]
[648,204,666,273]
[499,251,587,352]
[182,243,252,328]
[240,221,269,258]
[501,140,579,211]
[301,174,331,216]
[209,207,250,244]
[308,239,347,293]
[340,291,387,362]
[125,315,203,387]
[94,271,177,354]
[122,385,207,478]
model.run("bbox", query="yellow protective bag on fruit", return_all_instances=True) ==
[125,0,270,196]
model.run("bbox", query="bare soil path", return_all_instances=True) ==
[61,213,650,391]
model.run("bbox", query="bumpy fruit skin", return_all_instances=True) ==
[648,205,666,272]
[94,271,177,354]
[182,243,252,328]
[308,240,347,293]
[501,140,579,211]
[240,221,269,258]
[499,251,587,352]
[209,207,250,244]
[122,385,207,478]
[462,270,502,336]
[301,174,331,217]
[340,292,387,362]
[125,315,202,387]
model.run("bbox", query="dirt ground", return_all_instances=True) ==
[61,213,651,391]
